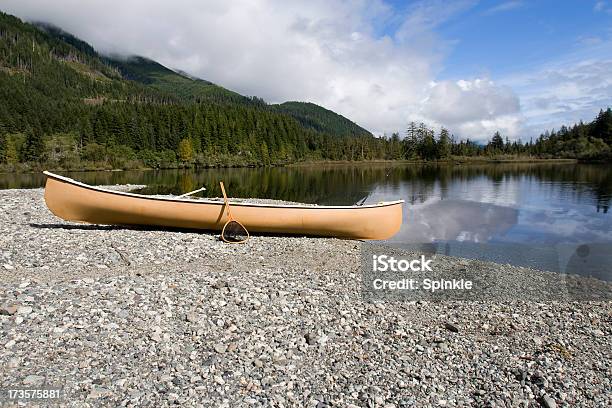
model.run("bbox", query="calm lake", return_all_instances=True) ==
[2,162,611,278]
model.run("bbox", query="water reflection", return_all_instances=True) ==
[2,163,611,209]
[398,199,519,244]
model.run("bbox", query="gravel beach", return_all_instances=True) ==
[0,187,611,407]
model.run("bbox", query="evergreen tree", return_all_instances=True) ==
[591,108,612,145]
[437,128,451,158]
[22,128,45,162]
[0,132,6,164]
[489,131,504,153]
[403,121,419,159]
[421,129,437,160]
[1,11,610,169]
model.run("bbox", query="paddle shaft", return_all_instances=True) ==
[219,181,233,220]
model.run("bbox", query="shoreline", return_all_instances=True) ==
[0,188,610,406]
[0,157,585,175]
[287,157,579,167]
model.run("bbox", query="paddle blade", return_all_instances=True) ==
[221,220,250,243]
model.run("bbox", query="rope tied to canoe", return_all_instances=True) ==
[220,181,250,244]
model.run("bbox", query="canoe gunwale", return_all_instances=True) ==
[42,171,405,210]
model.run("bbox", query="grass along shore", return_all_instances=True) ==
[0,156,582,174]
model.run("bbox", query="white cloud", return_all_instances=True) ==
[483,1,524,15]
[3,0,520,140]
[2,0,441,136]
[593,0,612,13]
[418,79,523,140]
[504,58,612,136]
[1,0,607,142]
[594,1,608,12]
[577,35,603,46]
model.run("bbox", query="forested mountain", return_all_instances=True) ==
[271,102,372,138]
[107,56,250,104]
[35,23,248,104]
[0,10,609,171]
[0,11,382,170]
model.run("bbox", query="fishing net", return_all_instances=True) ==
[219,181,250,244]
[221,220,250,243]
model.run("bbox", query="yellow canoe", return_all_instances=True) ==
[43,171,403,240]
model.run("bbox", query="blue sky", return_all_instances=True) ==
[430,0,612,79]
[377,0,612,138]
[3,0,612,141]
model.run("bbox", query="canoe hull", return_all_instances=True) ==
[43,173,403,240]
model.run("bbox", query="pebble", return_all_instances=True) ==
[185,312,200,323]
[16,306,33,315]
[0,305,18,315]
[88,387,112,399]
[23,375,45,386]
[0,187,610,407]
[542,395,557,408]
[305,332,318,345]
[444,323,460,333]
[214,344,227,354]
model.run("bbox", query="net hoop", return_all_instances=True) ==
[219,181,250,244]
